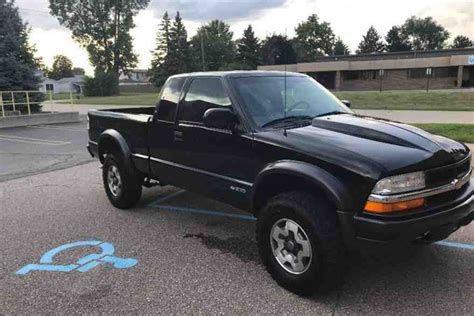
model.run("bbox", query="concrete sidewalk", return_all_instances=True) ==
[355,110,474,124]
[43,102,473,124]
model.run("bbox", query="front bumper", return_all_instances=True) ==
[338,179,473,249]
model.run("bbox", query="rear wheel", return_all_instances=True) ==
[103,153,142,209]
[257,191,345,296]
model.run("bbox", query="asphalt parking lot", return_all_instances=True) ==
[0,121,92,182]
[0,123,473,314]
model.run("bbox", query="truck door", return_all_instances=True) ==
[147,77,186,183]
[172,77,255,209]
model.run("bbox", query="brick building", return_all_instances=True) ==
[258,48,474,91]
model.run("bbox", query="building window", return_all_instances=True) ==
[407,68,427,79]
[434,67,457,78]
[46,84,54,91]
[343,71,377,81]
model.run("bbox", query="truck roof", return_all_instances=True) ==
[169,70,306,79]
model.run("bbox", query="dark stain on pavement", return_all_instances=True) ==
[184,233,260,264]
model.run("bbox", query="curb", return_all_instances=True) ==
[0,112,80,129]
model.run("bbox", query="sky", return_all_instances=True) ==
[16,0,474,75]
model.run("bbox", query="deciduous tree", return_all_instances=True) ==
[385,26,411,52]
[261,35,297,65]
[401,16,449,50]
[295,14,335,61]
[49,0,150,76]
[190,20,236,71]
[451,35,472,49]
[49,55,74,80]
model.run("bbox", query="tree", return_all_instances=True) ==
[385,26,411,52]
[261,35,297,65]
[49,0,150,77]
[451,35,472,48]
[333,37,350,55]
[401,16,449,50]
[357,26,385,54]
[237,25,261,70]
[0,0,43,112]
[190,20,235,71]
[295,14,335,61]
[149,12,172,87]
[49,55,74,80]
[72,67,85,75]
[168,12,191,74]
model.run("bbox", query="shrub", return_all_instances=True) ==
[83,72,119,96]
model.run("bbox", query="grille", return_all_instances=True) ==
[425,156,471,188]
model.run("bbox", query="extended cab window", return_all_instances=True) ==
[179,78,231,124]
[156,77,185,122]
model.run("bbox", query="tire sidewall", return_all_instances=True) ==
[103,154,125,203]
[258,200,323,294]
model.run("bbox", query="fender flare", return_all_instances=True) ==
[98,129,133,172]
[252,160,351,212]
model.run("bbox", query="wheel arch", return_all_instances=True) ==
[251,160,351,216]
[98,130,133,171]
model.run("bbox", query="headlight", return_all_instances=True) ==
[372,171,425,195]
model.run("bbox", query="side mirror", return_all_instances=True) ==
[203,108,238,130]
[341,100,351,108]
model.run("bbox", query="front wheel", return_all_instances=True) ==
[103,153,142,209]
[257,191,345,296]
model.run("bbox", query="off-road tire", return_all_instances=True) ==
[257,191,345,296]
[103,153,142,209]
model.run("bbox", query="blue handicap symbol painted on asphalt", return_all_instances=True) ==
[16,240,137,275]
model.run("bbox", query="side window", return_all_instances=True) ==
[179,78,231,124]
[156,77,185,122]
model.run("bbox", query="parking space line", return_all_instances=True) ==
[149,190,186,206]
[0,134,71,146]
[435,240,474,251]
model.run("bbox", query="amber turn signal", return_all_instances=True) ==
[364,198,425,214]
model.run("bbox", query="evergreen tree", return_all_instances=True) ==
[333,37,350,55]
[237,25,261,70]
[150,12,172,87]
[169,11,191,74]
[451,35,472,48]
[356,26,385,54]
[0,0,43,112]
[385,26,411,52]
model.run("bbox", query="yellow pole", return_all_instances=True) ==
[49,90,53,101]
[0,93,4,117]
[11,91,15,112]
[26,91,31,115]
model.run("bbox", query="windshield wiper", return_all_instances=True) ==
[314,111,348,118]
[262,115,313,128]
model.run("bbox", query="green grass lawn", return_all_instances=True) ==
[334,90,474,111]
[413,124,474,143]
[67,93,159,105]
[63,89,474,111]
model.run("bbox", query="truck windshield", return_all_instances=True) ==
[231,76,351,128]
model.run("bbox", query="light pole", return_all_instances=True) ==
[200,30,206,71]
[426,67,432,92]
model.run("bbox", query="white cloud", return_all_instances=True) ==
[18,0,474,73]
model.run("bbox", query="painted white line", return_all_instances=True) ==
[28,125,86,132]
[0,134,71,146]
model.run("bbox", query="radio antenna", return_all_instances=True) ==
[283,28,288,137]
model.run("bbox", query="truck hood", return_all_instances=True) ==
[260,114,469,179]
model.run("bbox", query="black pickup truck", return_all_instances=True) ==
[88,71,473,295]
